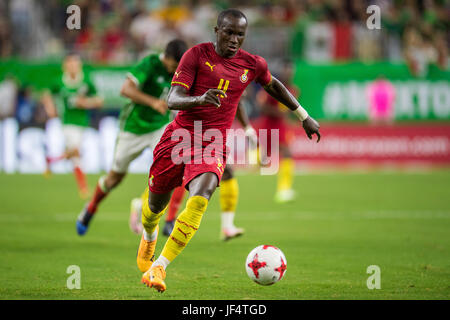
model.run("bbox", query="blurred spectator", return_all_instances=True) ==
[381,2,406,61]
[403,26,438,77]
[351,0,382,62]
[0,17,13,58]
[0,0,447,68]
[9,0,33,57]
[303,6,334,62]
[332,7,352,61]
[0,75,18,120]
[434,30,449,70]
[15,85,36,127]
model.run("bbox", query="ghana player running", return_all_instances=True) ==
[42,54,104,198]
[130,100,256,240]
[159,104,255,240]
[76,39,188,235]
[137,9,321,292]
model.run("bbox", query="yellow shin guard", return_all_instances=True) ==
[161,196,208,262]
[220,178,239,213]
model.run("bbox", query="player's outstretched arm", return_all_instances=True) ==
[75,96,104,110]
[120,77,167,114]
[235,101,257,145]
[263,76,321,142]
[41,90,58,118]
[167,85,227,110]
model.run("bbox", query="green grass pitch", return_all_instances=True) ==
[0,170,449,300]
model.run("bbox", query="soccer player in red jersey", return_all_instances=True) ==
[159,100,255,240]
[138,9,321,292]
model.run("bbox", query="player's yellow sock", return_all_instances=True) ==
[220,178,239,213]
[160,196,208,262]
[141,187,167,238]
[220,178,239,230]
[277,158,294,192]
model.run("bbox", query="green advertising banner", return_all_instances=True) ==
[1,60,449,119]
[294,62,450,121]
[0,60,130,110]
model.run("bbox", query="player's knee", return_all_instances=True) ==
[190,183,216,200]
[188,172,218,199]
[107,171,125,188]
[148,202,163,215]
[222,166,233,181]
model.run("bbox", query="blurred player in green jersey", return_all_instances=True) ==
[76,39,188,235]
[42,54,104,198]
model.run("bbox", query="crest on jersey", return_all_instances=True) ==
[149,175,154,187]
[240,69,249,83]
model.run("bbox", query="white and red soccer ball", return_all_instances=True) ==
[245,245,287,285]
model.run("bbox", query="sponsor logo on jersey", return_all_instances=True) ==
[205,62,216,72]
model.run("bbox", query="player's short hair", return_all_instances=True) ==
[64,52,81,61]
[165,39,188,62]
[217,8,247,27]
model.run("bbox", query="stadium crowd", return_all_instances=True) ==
[0,0,448,65]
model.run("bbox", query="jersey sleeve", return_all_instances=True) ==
[254,55,272,86]
[128,56,153,87]
[171,47,198,90]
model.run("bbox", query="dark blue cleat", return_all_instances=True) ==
[162,220,175,237]
[76,220,89,235]
[76,205,94,236]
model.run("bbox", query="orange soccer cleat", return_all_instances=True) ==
[141,265,166,292]
[136,227,158,273]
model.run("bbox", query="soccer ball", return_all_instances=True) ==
[245,245,287,285]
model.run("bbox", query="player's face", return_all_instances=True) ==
[63,56,82,76]
[215,16,247,58]
[162,56,179,74]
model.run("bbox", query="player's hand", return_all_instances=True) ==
[73,96,85,108]
[152,99,168,114]
[199,89,227,108]
[302,116,321,142]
